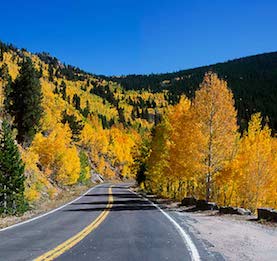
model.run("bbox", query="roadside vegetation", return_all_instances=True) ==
[140,72,277,212]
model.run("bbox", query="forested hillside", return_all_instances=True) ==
[0,40,276,215]
[0,41,167,213]
[107,52,277,132]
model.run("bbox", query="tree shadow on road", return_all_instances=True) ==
[71,199,150,206]
[64,193,159,212]
[84,193,138,198]
[64,205,157,212]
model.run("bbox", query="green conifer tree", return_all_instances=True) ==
[9,57,43,145]
[0,63,12,116]
[61,111,84,141]
[60,80,67,100]
[0,120,27,215]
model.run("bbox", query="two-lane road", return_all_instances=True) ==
[0,184,217,261]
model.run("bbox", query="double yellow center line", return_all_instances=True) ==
[35,186,113,261]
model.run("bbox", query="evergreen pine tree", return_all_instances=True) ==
[53,85,59,94]
[9,57,43,145]
[72,94,81,111]
[60,80,67,100]
[82,100,90,118]
[0,47,4,62]
[0,63,12,115]
[0,120,27,215]
[61,111,84,141]
[48,64,54,82]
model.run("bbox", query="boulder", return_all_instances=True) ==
[181,197,197,206]
[219,206,236,214]
[258,208,277,222]
[258,208,273,220]
[219,206,251,215]
[272,210,277,222]
[196,200,218,210]
[236,207,252,216]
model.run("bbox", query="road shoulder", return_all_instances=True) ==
[135,189,277,261]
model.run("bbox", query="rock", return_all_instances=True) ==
[272,210,277,222]
[258,208,277,222]
[258,208,273,220]
[181,197,197,206]
[236,207,251,216]
[196,200,218,210]
[219,206,251,215]
[219,206,236,214]
[91,171,104,183]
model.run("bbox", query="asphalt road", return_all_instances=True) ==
[0,183,221,261]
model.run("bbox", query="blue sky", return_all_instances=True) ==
[1,0,277,75]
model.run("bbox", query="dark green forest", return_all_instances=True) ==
[105,52,277,132]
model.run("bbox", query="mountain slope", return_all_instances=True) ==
[107,52,277,131]
[0,41,167,205]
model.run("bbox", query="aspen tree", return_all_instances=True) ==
[193,72,238,201]
[231,113,277,210]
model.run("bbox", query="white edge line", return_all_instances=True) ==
[0,184,103,232]
[129,189,201,261]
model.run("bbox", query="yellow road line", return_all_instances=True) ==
[34,186,113,261]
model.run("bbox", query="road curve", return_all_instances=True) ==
[0,183,214,261]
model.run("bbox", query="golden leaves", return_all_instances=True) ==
[145,73,276,210]
[31,124,80,185]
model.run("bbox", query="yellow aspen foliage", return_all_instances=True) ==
[80,122,109,157]
[223,113,277,210]
[56,146,81,185]
[97,156,106,174]
[145,96,204,199]
[193,72,238,200]
[108,126,136,178]
[31,124,80,185]
[84,166,90,180]
[80,123,95,150]
[145,116,171,196]
[104,167,116,178]
[141,73,277,213]
[165,96,205,199]
[1,52,19,79]
[25,187,40,202]
[20,147,56,202]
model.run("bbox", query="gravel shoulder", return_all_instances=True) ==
[140,192,277,261]
[177,211,277,261]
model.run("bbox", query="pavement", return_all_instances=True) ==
[0,183,223,261]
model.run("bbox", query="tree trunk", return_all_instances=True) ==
[206,173,211,201]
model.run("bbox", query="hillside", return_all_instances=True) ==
[0,41,167,206]
[106,52,277,131]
